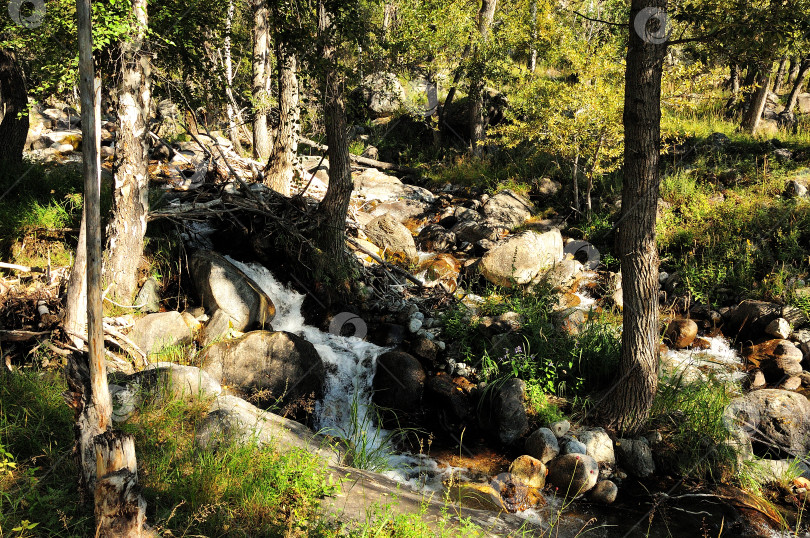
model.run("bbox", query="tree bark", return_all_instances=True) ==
[315,1,356,292]
[264,42,299,196]
[740,65,773,135]
[224,0,244,155]
[773,56,788,93]
[783,57,809,116]
[469,0,497,156]
[252,0,272,160]
[601,0,666,434]
[104,0,151,304]
[787,56,800,86]
[0,49,29,163]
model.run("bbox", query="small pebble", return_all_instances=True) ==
[436,340,446,351]
[408,318,423,333]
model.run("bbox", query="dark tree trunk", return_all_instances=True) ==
[740,65,773,134]
[104,0,151,304]
[0,49,29,163]
[601,0,666,434]
[252,0,272,160]
[315,1,356,293]
[469,0,497,156]
[773,56,788,93]
[787,56,800,86]
[265,42,299,196]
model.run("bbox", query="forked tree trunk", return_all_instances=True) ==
[315,1,356,293]
[601,0,666,434]
[224,0,244,155]
[104,0,151,303]
[73,1,146,534]
[0,49,29,163]
[783,58,809,116]
[469,0,497,156]
[264,43,299,196]
[252,0,272,160]
[740,65,773,135]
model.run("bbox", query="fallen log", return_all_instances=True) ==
[0,329,51,342]
[0,262,45,273]
[298,136,418,174]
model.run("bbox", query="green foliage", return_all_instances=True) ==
[649,373,738,479]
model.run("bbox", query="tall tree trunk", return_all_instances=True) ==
[528,0,538,72]
[224,0,243,155]
[73,1,146,534]
[601,0,666,434]
[0,49,29,163]
[740,65,773,135]
[469,0,497,156]
[773,56,788,93]
[315,1,356,294]
[724,63,741,115]
[265,43,299,196]
[252,0,272,160]
[104,0,151,304]
[787,56,800,86]
[783,57,809,115]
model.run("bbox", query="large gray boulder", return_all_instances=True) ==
[361,72,405,117]
[478,378,529,445]
[480,230,563,287]
[195,395,341,464]
[547,453,599,496]
[365,214,419,265]
[616,439,655,478]
[189,251,275,340]
[201,330,325,407]
[372,351,426,419]
[578,427,615,465]
[128,311,192,356]
[524,427,560,464]
[725,389,810,457]
[481,190,535,231]
[353,168,435,204]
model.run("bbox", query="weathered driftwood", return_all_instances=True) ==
[298,135,418,174]
[93,431,147,537]
[0,329,50,342]
[0,261,45,273]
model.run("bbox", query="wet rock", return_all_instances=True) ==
[190,250,275,338]
[135,277,161,313]
[416,224,456,252]
[372,351,425,419]
[417,254,461,292]
[201,331,325,407]
[664,319,698,349]
[481,190,535,230]
[365,214,419,265]
[589,480,618,504]
[616,439,655,478]
[195,395,340,464]
[451,220,498,243]
[547,454,599,496]
[424,373,474,436]
[724,300,781,339]
[369,323,406,346]
[128,311,192,357]
[480,230,564,287]
[410,337,438,362]
[509,455,547,488]
[766,318,792,339]
[479,378,529,445]
[525,427,560,463]
[578,427,615,465]
[725,389,810,457]
[549,420,571,438]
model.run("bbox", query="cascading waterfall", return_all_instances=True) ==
[225,257,448,489]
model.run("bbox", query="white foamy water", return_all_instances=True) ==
[661,334,745,383]
[224,256,458,489]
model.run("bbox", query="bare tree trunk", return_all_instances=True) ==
[252,0,272,160]
[528,0,538,72]
[0,49,29,163]
[571,150,579,213]
[773,56,788,93]
[783,57,809,115]
[740,65,773,135]
[74,1,146,534]
[469,0,497,156]
[601,0,666,434]
[315,0,356,294]
[104,0,151,303]
[224,0,244,155]
[264,43,299,196]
